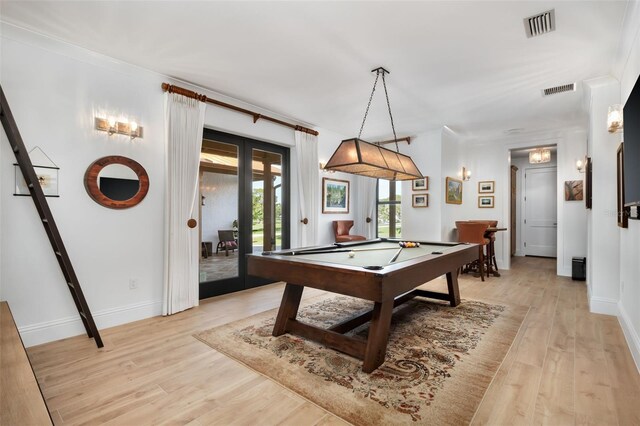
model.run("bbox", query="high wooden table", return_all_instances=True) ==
[486,227,507,277]
[247,238,478,373]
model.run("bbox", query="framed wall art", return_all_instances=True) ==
[478,196,494,208]
[478,180,494,193]
[412,177,428,191]
[585,157,592,209]
[412,193,429,207]
[564,180,584,201]
[445,177,463,204]
[14,165,60,197]
[617,145,628,228]
[14,146,60,197]
[322,177,349,214]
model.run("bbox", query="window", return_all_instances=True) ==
[377,180,402,238]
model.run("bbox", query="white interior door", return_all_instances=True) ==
[524,167,557,257]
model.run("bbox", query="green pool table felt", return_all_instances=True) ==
[289,241,458,269]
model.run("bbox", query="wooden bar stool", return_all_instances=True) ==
[469,220,498,276]
[455,221,490,281]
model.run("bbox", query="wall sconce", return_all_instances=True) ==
[607,104,623,133]
[576,158,586,173]
[459,166,471,181]
[319,162,335,173]
[95,116,143,139]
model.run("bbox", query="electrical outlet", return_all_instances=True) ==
[129,278,138,290]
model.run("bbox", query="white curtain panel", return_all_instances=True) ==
[294,131,319,247]
[163,93,206,315]
[354,176,378,239]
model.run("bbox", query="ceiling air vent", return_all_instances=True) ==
[542,83,576,97]
[524,9,556,38]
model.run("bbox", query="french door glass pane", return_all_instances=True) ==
[252,149,283,252]
[377,180,402,238]
[199,140,239,283]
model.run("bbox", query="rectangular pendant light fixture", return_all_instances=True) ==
[324,138,422,181]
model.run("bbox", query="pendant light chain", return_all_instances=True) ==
[380,71,399,152]
[357,68,400,153]
[323,66,423,180]
[357,71,380,140]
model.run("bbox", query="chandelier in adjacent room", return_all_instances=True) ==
[529,148,551,164]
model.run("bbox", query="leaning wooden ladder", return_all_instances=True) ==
[0,84,103,348]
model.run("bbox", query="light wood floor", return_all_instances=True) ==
[26,257,640,425]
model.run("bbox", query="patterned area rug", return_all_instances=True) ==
[196,295,528,425]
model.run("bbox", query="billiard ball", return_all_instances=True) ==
[348,250,355,258]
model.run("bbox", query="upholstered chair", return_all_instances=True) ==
[333,220,366,243]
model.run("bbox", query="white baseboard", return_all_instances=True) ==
[18,300,162,347]
[589,296,619,316]
[558,267,572,277]
[618,301,640,374]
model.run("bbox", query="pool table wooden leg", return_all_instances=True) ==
[362,300,394,373]
[272,283,304,336]
[446,271,461,307]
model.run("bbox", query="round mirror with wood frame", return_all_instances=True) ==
[85,156,149,209]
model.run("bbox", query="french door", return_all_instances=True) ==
[198,129,290,299]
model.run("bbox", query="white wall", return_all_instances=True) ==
[0,23,348,346]
[585,77,622,314]
[556,130,589,276]
[439,128,514,270]
[401,129,442,241]
[1,25,166,346]
[613,0,640,372]
[454,141,509,267]
[440,127,464,242]
[200,172,238,245]
[401,124,588,275]
[435,127,587,275]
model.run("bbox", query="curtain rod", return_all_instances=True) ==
[375,136,411,146]
[161,83,319,136]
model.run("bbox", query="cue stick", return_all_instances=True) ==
[289,246,401,255]
[352,246,400,252]
[290,249,351,255]
[388,247,403,264]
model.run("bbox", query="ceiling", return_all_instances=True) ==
[0,1,628,142]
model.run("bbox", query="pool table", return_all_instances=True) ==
[247,238,478,372]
